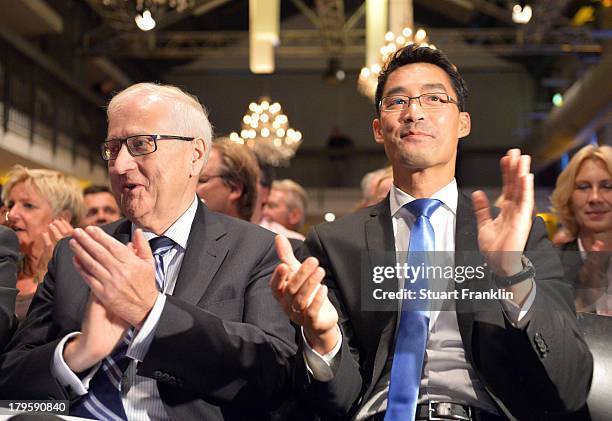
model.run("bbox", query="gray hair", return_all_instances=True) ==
[107,82,213,165]
[271,179,308,229]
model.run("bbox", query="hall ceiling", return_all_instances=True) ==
[75,0,607,74]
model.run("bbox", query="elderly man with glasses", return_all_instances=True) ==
[0,83,296,421]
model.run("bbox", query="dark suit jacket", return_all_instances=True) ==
[0,225,19,351]
[559,240,582,291]
[0,203,297,420]
[296,193,593,421]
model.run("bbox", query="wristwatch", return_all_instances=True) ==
[492,255,535,287]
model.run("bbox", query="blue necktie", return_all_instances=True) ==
[71,236,175,420]
[149,236,175,291]
[385,198,442,421]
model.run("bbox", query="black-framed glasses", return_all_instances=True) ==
[380,92,458,112]
[100,134,194,161]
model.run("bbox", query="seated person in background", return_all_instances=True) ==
[81,184,121,227]
[250,153,276,224]
[0,82,296,420]
[2,166,83,320]
[0,225,19,350]
[196,138,259,221]
[371,166,393,205]
[271,44,592,420]
[358,166,393,208]
[261,179,308,240]
[551,144,612,315]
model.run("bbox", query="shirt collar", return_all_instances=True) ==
[132,196,199,250]
[390,178,458,218]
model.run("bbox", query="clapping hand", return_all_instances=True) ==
[471,149,535,304]
[270,235,339,355]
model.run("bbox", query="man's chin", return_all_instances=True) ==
[121,204,145,223]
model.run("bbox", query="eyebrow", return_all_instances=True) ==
[384,83,450,97]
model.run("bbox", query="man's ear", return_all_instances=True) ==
[373,118,385,145]
[228,182,244,202]
[287,207,303,227]
[190,137,207,177]
[458,112,471,139]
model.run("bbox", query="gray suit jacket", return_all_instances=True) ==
[0,203,297,420]
[0,225,19,351]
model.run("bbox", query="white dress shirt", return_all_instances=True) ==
[304,180,536,418]
[52,196,199,421]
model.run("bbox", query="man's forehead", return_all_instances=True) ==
[107,97,173,137]
[384,62,454,94]
[87,191,114,199]
[85,192,115,204]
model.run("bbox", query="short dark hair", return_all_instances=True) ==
[374,45,468,115]
[83,185,112,196]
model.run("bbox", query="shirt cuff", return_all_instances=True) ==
[127,292,166,362]
[51,332,101,396]
[301,325,342,382]
[501,279,537,328]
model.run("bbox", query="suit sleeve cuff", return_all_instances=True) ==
[301,325,342,382]
[501,279,536,328]
[127,292,165,362]
[51,332,100,396]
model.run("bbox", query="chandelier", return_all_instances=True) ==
[229,98,302,167]
[358,27,435,100]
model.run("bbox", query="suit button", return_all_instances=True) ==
[154,370,163,378]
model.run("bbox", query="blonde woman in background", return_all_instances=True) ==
[2,166,83,319]
[551,144,612,315]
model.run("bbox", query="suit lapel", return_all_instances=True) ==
[454,192,478,363]
[111,219,132,244]
[362,198,398,396]
[172,203,229,305]
[454,191,506,364]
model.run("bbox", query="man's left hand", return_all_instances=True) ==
[472,148,534,278]
[70,226,159,328]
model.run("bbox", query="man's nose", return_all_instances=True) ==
[401,99,426,122]
[112,144,137,173]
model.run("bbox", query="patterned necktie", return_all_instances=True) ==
[71,236,175,420]
[149,236,175,291]
[385,198,442,421]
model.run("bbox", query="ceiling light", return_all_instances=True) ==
[230,97,302,166]
[552,93,564,107]
[512,4,532,24]
[135,9,156,31]
[358,27,436,100]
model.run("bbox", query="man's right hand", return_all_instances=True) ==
[270,235,339,355]
[63,293,129,373]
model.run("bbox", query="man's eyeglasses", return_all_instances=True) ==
[198,175,226,184]
[379,92,458,112]
[100,134,194,161]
